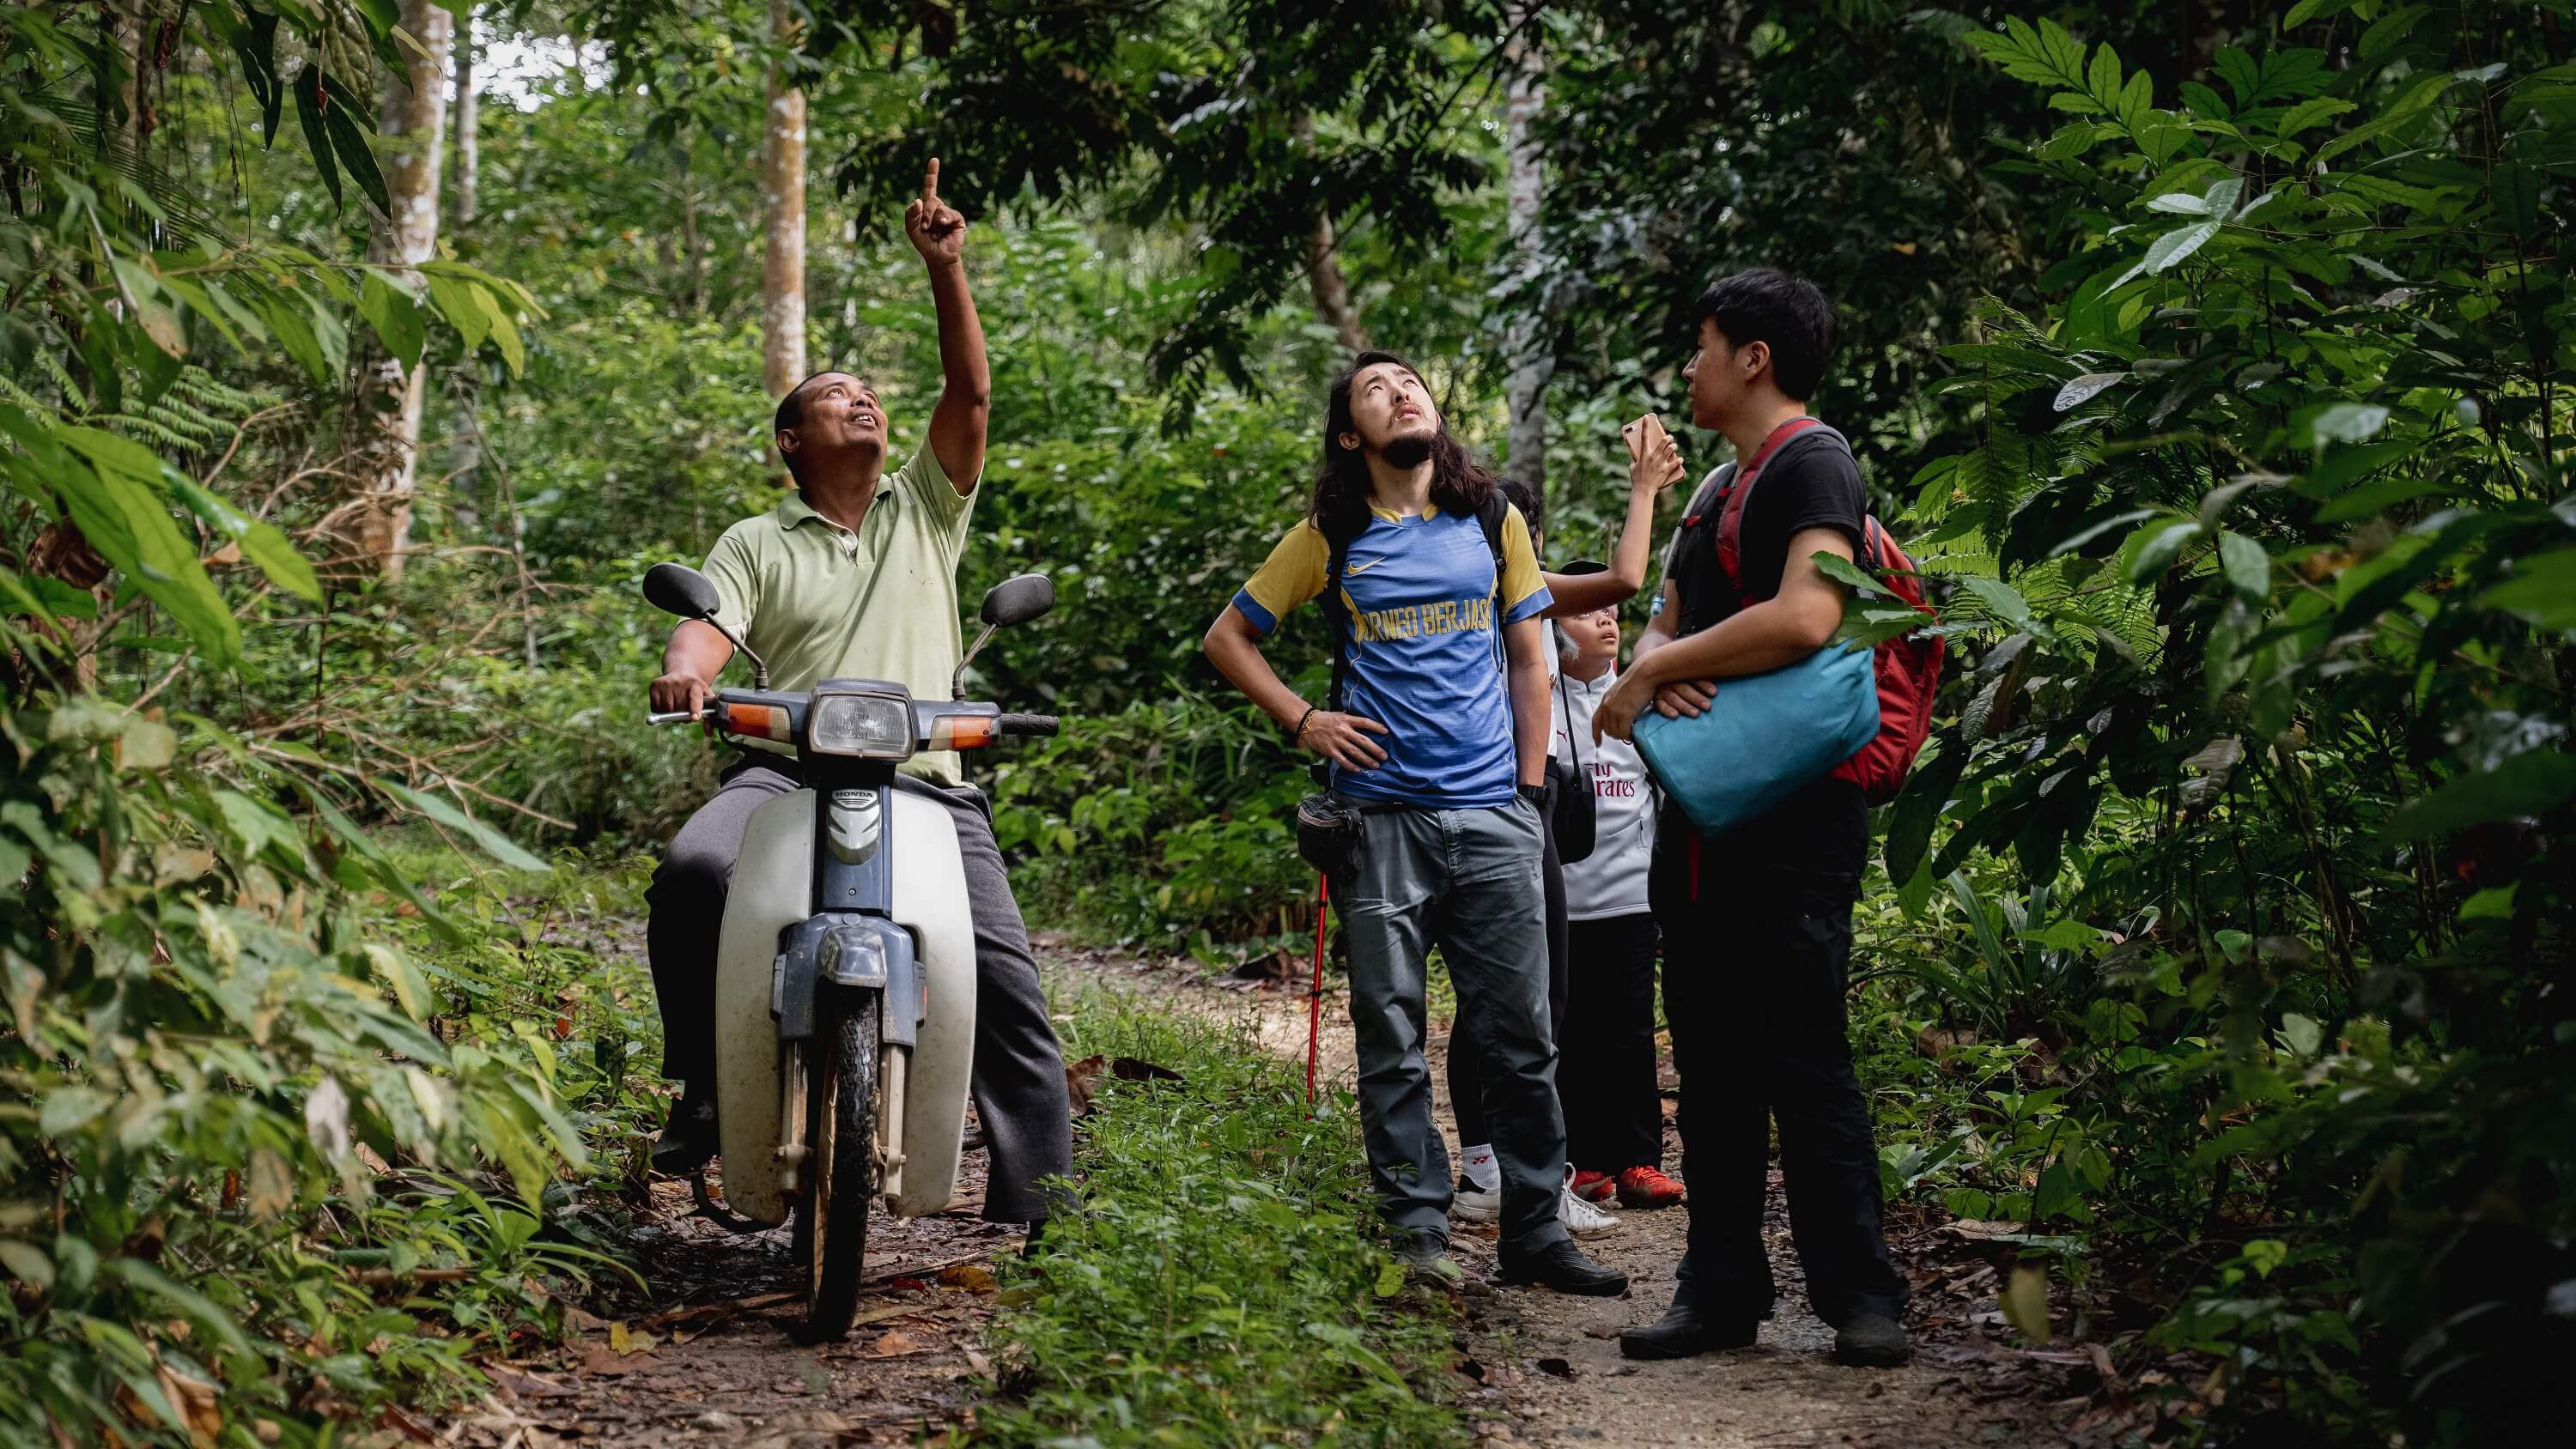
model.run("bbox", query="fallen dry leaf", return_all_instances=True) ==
[866,1330,925,1357]
[937,1263,996,1293]
[607,1321,660,1355]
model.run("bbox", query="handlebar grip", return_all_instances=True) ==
[995,712,1061,738]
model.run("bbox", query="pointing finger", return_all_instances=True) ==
[924,156,941,205]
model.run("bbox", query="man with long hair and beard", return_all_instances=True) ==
[1201,352,1626,1295]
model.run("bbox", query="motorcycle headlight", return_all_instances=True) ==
[808,690,914,760]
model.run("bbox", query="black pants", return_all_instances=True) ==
[1650,776,1907,1328]
[1448,811,1567,1149]
[645,757,1074,1225]
[1559,912,1662,1174]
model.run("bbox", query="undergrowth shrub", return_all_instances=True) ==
[978,995,1465,1447]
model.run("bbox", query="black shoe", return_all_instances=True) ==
[1833,1311,1911,1367]
[1497,1240,1628,1296]
[1619,1299,1758,1360]
[650,1092,719,1175]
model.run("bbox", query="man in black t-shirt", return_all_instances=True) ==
[1593,269,1912,1367]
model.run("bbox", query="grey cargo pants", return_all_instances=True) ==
[647,758,1074,1225]
[1334,794,1571,1256]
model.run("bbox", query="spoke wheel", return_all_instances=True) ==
[796,990,880,1339]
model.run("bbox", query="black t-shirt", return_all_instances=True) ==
[1668,428,1868,630]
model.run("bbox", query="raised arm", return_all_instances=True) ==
[1540,414,1685,616]
[906,158,989,492]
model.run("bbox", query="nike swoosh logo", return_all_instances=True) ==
[1346,558,1388,575]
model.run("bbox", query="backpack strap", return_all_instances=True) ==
[1713,415,1827,593]
[1315,524,1357,712]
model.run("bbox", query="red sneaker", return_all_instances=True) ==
[1570,1169,1617,1203]
[1615,1165,1686,1209]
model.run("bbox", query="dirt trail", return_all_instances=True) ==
[1059,942,2095,1448]
[442,937,2094,1447]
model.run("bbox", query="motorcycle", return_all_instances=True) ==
[642,561,1060,1337]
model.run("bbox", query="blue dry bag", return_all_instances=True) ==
[1631,645,1880,837]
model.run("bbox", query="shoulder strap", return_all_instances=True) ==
[1477,491,1509,592]
[1555,664,1584,777]
[1318,526,1354,712]
[1715,417,1834,591]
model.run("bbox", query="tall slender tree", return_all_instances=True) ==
[761,0,808,406]
[353,0,453,579]
[453,6,478,228]
[1499,6,1550,500]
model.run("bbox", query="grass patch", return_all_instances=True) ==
[975,994,1467,1446]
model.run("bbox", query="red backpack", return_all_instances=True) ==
[1712,419,1945,805]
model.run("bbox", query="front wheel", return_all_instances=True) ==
[797,989,880,1338]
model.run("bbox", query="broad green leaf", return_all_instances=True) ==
[291,64,342,211]
[1961,576,2041,636]
[424,272,491,351]
[2001,1264,2050,1345]
[166,475,323,602]
[2123,518,2202,583]
[377,779,548,872]
[2277,96,2354,137]
[2143,220,2221,274]
[101,1257,258,1361]
[319,73,392,215]
[473,282,526,376]
[2384,752,2576,840]
[2477,549,2576,633]
[50,429,242,665]
[2055,372,2127,410]
[2310,403,2391,447]
[2217,532,2270,603]
[357,271,424,369]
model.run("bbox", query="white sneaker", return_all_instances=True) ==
[1559,1184,1621,1238]
[1451,1173,1501,1222]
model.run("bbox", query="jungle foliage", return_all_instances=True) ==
[1,0,2570,1445]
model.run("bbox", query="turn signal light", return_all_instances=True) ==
[926,714,996,750]
[722,702,792,742]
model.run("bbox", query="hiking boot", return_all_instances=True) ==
[1570,1169,1616,1203]
[1619,1299,1758,1360]
[650,1091,720,1175]
[1450,1173,1501,1223]
[1833,1311,1911,1367]
[1497,1240,1628,1296]
[1560,1181,1620,1239]
[1614,1165,1686,1210]
[1398,1233,1472,1289]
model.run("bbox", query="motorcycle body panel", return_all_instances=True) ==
[713,786,978,1224]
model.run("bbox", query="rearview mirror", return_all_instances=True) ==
[980,573,1055,629]
[645,562,723,621]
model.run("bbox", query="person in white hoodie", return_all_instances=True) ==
[1547,586,1685,1211]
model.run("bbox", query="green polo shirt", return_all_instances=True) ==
[702,446,978,784]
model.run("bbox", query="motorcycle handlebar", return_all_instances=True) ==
[995,712,1060,738]
[647,711,698,726]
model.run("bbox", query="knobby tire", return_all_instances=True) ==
[798,990,880,1340]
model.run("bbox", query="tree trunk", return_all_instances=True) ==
[453,7,478,227]
[761,0,809,403]
[679,156,706,313]
[1499,9,1552,502]
[1294,112,1367,355]
[355,0,453,581]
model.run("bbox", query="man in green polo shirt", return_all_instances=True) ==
[643,162,1073,1235]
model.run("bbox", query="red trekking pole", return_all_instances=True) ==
[1305,873,1329,1109]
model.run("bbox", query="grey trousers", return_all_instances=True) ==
[647,757,1074,1225]
[1334,795,1571,1255]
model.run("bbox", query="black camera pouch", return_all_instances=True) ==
[1294,791,1364,881]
